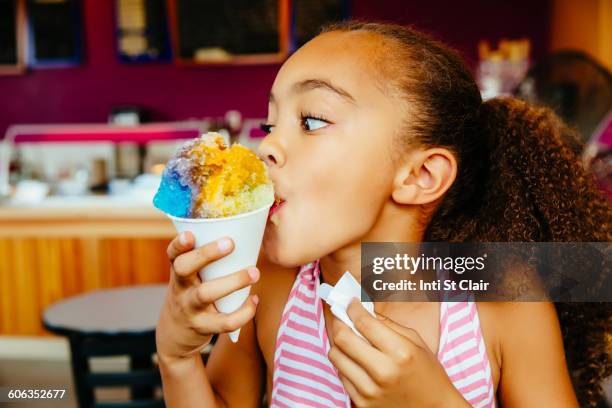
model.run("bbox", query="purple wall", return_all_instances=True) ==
[0,0,551,138]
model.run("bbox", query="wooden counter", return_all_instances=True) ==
[0,200,176,336]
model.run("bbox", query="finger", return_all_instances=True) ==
[172,237,234,286]
[376,313,428,349]
[338,374,367,407]
[167,231,195,261]
[328,345,380,401]
[188,266,259,310]
[331,318,394,385]
[346,298,413,354]
[191,294,259,334]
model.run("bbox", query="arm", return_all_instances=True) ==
[204,246,283,406]
[156,232,263,407]
[205,310,266,406]
[497,302,579,407]
[158,317,265,408]
[158,350,222,407]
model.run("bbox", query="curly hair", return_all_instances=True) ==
[322,21,612,406]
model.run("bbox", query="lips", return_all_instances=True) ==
[268,195,286,223]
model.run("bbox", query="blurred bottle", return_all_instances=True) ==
[90,158,109,193]
[115,142,141,179]
[477,38,531,100]
[225,110,243,145]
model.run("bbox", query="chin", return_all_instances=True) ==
[262,238,305,268]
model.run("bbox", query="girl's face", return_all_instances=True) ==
[258,31,407,267]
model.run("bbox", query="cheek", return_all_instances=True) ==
[316,160,387,233]
[264,157,389,265]
[261,120,395,265]
[308,131,392,228]
[262,197,323,267]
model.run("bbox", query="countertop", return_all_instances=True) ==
[0,194,175,238]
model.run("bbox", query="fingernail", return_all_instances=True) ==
[217,238,232,252]
[179,233,189,246]
[252,294,259,305]
[248,267,259,281]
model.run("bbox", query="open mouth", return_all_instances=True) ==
[268,195,286,222]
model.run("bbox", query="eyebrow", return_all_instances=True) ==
[268,78,357,105]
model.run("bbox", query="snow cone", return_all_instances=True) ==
[153,132,274,342]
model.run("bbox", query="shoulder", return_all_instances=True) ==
[477,301,563,363]
[478,302,560,337]
[477,304,578,406]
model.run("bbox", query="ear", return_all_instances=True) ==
[391,148,457,205]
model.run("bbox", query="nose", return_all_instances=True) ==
[257,133,286,168]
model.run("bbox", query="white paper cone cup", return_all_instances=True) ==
[167,201,273,343]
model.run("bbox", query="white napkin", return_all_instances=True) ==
[317,271,376,341]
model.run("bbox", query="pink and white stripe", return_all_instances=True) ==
[271,259,352,407]
[438,295,496,407]
[270,259,495,407]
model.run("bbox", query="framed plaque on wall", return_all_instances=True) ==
[26,0,84,67]
[0,0,26,74]
[114,0,172,62]
[168,0,290,65]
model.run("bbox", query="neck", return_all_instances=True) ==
[319,201,424,286]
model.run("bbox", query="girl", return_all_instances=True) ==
[156,21,611,407]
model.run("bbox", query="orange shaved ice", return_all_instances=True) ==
[187,133,274,218]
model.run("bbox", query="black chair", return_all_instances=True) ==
[65,331,164,408]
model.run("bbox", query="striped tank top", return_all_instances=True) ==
[270,259,496,407]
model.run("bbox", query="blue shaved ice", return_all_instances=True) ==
[153,168,192,218]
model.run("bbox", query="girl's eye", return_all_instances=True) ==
[301,116,329,132]
[260,123,274,134]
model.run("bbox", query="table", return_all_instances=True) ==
[43,284,168,407]
[43,284,167,335]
